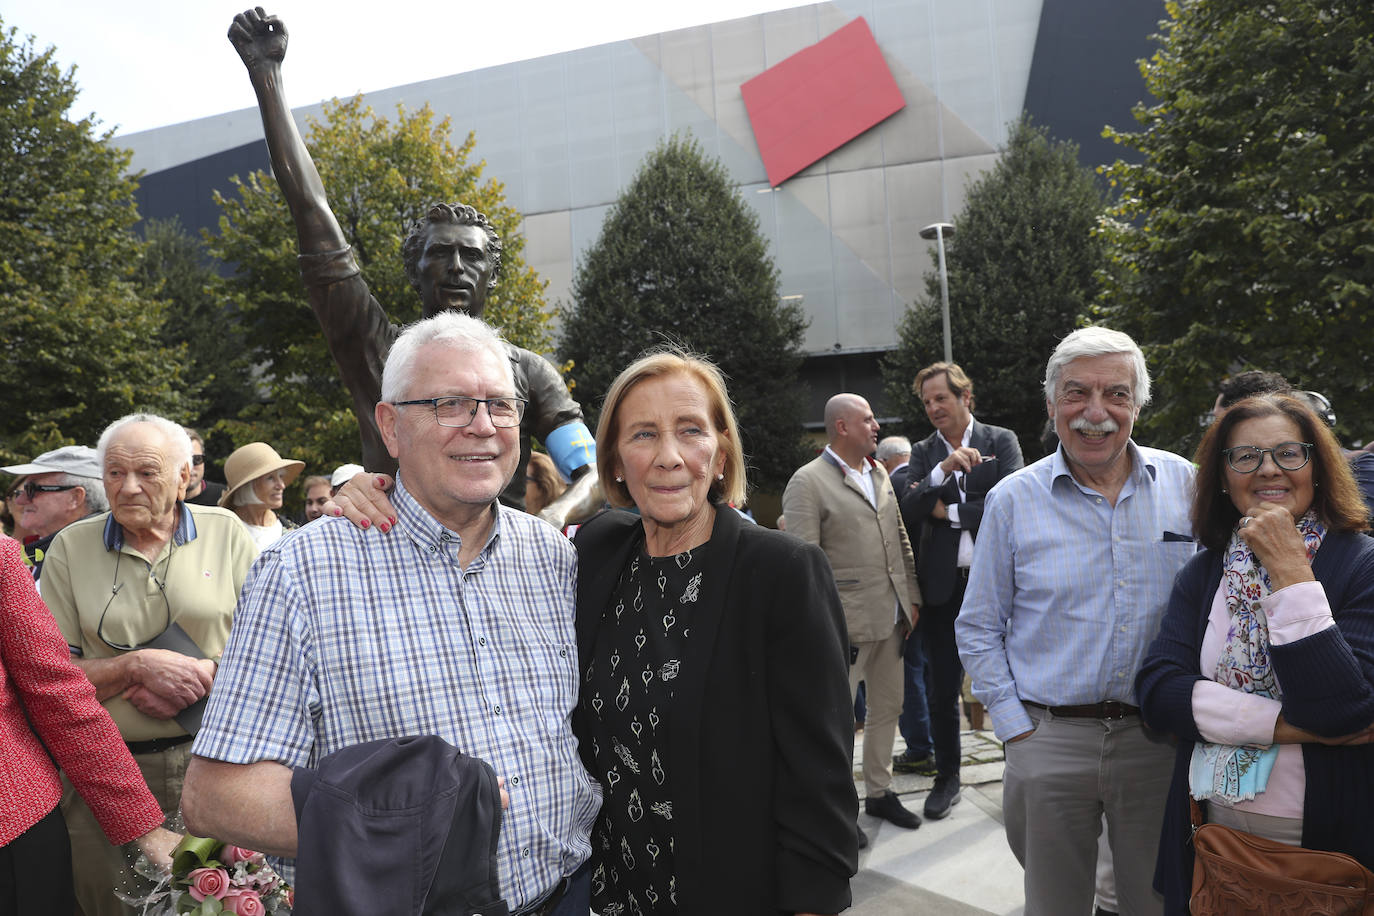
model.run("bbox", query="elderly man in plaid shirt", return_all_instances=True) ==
[182,312,601,915]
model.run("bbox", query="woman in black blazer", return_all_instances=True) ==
[573,348,858,915]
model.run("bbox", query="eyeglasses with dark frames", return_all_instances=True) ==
[1222,441,1314,474]
[392,396,528,429]
[191,454,206,466]
[12,482,78,501]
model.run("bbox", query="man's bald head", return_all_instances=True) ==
[824,394,867,438]
[824,393,880,466]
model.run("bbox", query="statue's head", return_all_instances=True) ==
[402,203,503,319]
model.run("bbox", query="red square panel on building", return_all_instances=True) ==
[741,17,905,187]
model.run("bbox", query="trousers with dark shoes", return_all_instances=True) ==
[921,578,967,781]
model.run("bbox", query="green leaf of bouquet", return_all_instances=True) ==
[198,896,224,915]
[171,835,221,874]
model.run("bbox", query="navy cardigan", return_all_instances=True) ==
[1136,530,1374,913]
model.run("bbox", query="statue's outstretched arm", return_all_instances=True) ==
[228,8,346,256]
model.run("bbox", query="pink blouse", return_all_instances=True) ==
[1191,579,1334,817]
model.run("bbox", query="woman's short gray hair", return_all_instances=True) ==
[231,480,265,507]
[1043,326,1151,406]
[381,312,514,403]
[96,414,194,476]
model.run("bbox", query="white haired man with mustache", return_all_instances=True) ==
[956,327,1195,916]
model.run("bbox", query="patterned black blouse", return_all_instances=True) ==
[582,542,706,916]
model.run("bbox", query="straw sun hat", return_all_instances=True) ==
[218,442,306,507]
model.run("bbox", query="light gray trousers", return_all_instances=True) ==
[1003,705,1174,916]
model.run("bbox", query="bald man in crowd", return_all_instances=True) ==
[782,394,923,841]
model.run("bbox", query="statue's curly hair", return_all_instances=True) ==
[401,203,503,294]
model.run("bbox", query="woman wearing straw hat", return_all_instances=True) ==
[219,442,305,549]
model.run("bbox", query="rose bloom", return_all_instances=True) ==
[222,889,266,916]
[187,867,230,901]
[220,845,266,867]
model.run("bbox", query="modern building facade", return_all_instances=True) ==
[123,0,1162,422]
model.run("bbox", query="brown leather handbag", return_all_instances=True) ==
[1189,798,1374,914]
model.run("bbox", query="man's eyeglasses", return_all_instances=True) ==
[9,482,78,501]
[1222,442,1313,474]
[393,396,528,429]
[191,454,206,466]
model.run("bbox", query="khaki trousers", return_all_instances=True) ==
[1003,705,1173,916]
[848,623,906,796]
[62,741,189,916]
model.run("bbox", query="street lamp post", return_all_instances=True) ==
[920,222,956,364]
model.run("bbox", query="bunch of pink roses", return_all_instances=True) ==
[170,837,292,915]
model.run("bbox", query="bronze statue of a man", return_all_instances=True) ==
[228,7,596,519]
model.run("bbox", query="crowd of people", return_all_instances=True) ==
[2,7,1370,915]
[7,313,1370,916]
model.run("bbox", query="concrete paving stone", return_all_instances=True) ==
[846,729,1024,914]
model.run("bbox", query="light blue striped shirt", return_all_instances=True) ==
[956,442,1196,741]
[194,476,601,907]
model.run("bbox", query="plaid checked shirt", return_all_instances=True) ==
[194,476,600,907]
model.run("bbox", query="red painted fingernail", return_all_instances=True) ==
[333,507,342,516]
[360,518,371,529]
[379,522,390,533]
[389,517,397,527]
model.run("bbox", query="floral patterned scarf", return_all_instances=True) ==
[1188,510,1324,804]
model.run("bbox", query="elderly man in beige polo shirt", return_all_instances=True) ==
[41,414,258,916]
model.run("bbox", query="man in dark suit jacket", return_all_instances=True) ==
[877,436,937,775]
[900,363,1023,820]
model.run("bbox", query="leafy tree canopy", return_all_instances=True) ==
[883,116,1109,458]
[1098,0,1374,452]
[138,218,258,456]
[206,95,551,471]
[0,22,192,464]
[558,135,808,493]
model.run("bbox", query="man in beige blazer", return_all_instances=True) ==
[782,393,923,840]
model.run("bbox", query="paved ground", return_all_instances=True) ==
[849,726,1026,915]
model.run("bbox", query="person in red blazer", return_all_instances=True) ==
[0,535,175,913]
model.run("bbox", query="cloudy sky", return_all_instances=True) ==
[6,0,809,136]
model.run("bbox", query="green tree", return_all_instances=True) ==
[1098,0,1374,452]
[558,135,808,493]
[0,22,192,464]
[206,95,550,470]
[138,218,258,447]
[882,117,1109,458]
